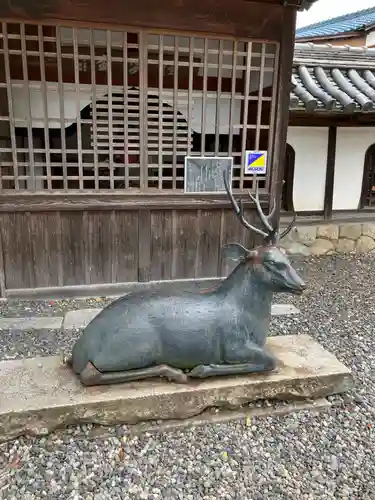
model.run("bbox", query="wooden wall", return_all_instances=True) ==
[0,202,260,294]
[0,0,297,297]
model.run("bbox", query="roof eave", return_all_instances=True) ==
[296,30,365,42]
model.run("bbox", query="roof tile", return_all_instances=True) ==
[296,6,375,39]
[290,43,375,113]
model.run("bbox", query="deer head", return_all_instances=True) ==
[222,167,306,295]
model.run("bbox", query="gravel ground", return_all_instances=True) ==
[0,297,113,319]
[1,254,375,499]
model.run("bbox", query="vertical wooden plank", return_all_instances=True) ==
[193,209,202,278]
[20,24,35,190]
[2,23,19,191]
[0,219,6,297]
[201,38,208,156]
[240,42,252,190]
[283,144,295,212]
[38,24,52,191]
[214,40,223,156]
[187,37,194,156]
[82,211,90,284]
[28,213,61,287]
[123,31,129,187]
[60,212,86,286]
[219,207,259,276]
[56,25,68,191]
[90,28,100,191]
[138,209,151,282]
[228,40,238,159]
[269,7,297,226]
[172,36,178,190]
[171,210,199,279]
[106,29,115,190]
[219,208,246,277]
[56,212,64,286]
[242,206,261,249]
[86,211,113,284]
[139,32,148,191]
[0,213,34,289]
[195,209,221,278]
[149,210,173,281]
[112,211,139,283]
[158,35,164,189]
[324,126,337,220]
[73,27,84,191]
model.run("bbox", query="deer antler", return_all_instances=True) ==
[246,184,276,233]
[223,164,296,242]
[223,166,268,238]
[279,213,296,239]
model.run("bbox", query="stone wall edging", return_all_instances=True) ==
[282,222,375,256]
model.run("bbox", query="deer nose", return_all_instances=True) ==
[295,279,306,293]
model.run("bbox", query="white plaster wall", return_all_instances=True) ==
[366,29,375,47]
[333,128,375,210]
[287,126,328,211]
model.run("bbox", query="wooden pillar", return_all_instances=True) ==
[323,126,337,219]
[269,5,297,226]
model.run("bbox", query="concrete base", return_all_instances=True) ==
[0,335,353,443]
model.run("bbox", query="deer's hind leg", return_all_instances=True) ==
[79,361,188,386]
[188,345,276,379]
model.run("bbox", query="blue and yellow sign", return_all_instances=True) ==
[244,150,267,175]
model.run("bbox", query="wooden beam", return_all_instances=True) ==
[282,144,295,212]
[269,6,297,225]
[0,0,283,41]
[0,193,269,213]
[289,112,375,127]
[323,125,337,219]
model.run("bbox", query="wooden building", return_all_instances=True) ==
[284,43,375,219]
[0,0,315,299]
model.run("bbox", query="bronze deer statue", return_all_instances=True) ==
[68,166,305,386]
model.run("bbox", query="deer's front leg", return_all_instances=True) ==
[188,345,276,379]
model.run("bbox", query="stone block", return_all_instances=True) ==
[63,308,101,331]
[339,224,362,240]
[283,241,311,257]
[271,304,300,316]
[336,238,355,253]
[356,235,375,253]
[0,316,63,331]
[316,224,339,241]
[293,226,317,246]
[361,223,375,239]
[0,334,353,443]
[309,239,335,256]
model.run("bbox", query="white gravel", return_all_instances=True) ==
[1,254,375,499]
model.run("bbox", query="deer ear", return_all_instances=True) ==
[221,243,250,262]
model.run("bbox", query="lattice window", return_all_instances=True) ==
[0,22,278,193]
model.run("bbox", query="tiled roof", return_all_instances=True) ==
[290,43,375,113]
[296,6,375,39]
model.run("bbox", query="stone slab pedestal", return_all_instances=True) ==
[0,335,353,443]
